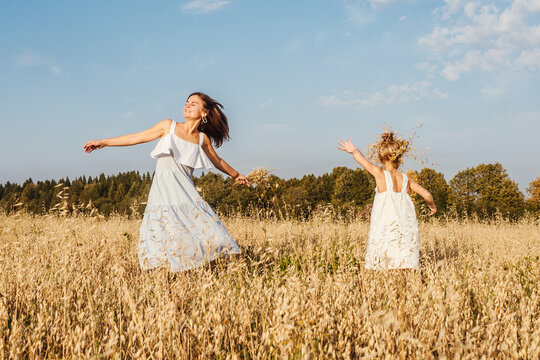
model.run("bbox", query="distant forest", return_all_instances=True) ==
[1,163,539,219]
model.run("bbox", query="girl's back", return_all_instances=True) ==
[375,169,405,193]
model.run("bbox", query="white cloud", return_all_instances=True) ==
[370,0,396,10]
[15,50,51,67]
[434,0,465,20]
[315,31,327,45]
[260,97,273,108]
[480,85,507,99]
[419,0,540,80]
[416,62,438,76]
[284,38,304,53]
[320,81,448,107]
[342,0,396,26]
[122,110,137,118]
[344,1,373,26]
[182,0,231,14]
[50,66,62,75]
[342,0,406,26]
[516,48,540,69]
[511,111,540,127]
[320,91,360,106]
[14,49,62,76]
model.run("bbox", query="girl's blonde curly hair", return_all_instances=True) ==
[375,132,410,168]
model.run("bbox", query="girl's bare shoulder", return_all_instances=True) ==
[371,166,386,180]
[373,166,385,175]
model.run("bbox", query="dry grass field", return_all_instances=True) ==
[0,213,539,359]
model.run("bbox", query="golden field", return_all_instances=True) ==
[0,213,539,359]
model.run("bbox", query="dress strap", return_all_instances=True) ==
[401,173,408,193]
[383,170,394,192]
[199,132,205,146]
[169,120,176,134]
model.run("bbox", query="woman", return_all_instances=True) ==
[84,92,249,272]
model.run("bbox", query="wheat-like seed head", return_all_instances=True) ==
[247,167,273,186]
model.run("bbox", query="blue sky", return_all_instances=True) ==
[1,0,539,192]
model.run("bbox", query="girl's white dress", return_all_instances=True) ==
[138,120,240,272]
[365,170,419,269]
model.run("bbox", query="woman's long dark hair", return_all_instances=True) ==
[189,92,230,148]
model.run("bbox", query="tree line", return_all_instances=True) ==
[1,163,538,219]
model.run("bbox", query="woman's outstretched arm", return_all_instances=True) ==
[409,178,437,216]
[337,139,382,177]
[201,134,250,185]
[83,119,171,153]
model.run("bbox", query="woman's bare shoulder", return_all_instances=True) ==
[200,132,211,145]
[156,118,173,127]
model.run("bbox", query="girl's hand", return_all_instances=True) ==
[83,140,105,153]
[428,204,437,216]
[337,139,358,154]
[234,174,250,186]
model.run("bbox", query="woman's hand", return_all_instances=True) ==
[234,174,250,186]
[83,140,105,153]
[428,204,437,216]
[337,139,358,154]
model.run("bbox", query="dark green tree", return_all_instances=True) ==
[526,176,540,212]
[331,167,373,215]
[450,163,524,218]
[408,168,450,216]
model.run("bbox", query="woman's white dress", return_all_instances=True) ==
[138,120,240,272]
[365,170,419,269]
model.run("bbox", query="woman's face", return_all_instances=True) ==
[183,95,207,120]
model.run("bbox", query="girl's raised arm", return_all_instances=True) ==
[408,177,437,216]
[338,139,381,177]
[83,119,171,153]
[200,134,250,186]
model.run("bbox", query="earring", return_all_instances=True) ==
[202,115,208,124]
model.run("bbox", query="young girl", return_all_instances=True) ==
[84,92,249,272]
[338,133,436,269]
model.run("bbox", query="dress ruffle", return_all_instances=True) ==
[150,133,214,170]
